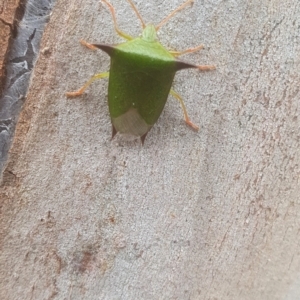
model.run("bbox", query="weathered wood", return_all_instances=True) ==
[0,0,21,93]
[0,0,299,299]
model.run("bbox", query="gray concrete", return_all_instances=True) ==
[0,0,299,299]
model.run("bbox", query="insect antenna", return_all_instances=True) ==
[101,0,133,40]
[156,0,194,31]
[127,0,146,28]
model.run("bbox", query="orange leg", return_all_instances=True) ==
[80,39,98,50]
[196,64,216,71]
[170,45,216,70]
[66,72,109,97]
[170,89,199,130]
[170,44,204,57]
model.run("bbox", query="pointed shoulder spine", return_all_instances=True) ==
[175,59,199,71]
[93,44,116,56]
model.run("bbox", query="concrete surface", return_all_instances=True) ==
[0,0,299,299]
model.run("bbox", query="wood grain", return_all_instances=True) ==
[0,0,21,93]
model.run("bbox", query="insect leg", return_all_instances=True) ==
[156,0,194,30]
[170,46,216,72]
[80,40,98,51]
[170,88,199,130]
[196,64,216,71]
[101,0,133,40]
[65,72,109,97]
[169,44,204,57]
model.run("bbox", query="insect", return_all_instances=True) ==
[66,0,215,143]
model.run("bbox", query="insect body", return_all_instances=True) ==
[66,0,215,143]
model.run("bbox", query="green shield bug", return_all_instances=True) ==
[66,0,215,143]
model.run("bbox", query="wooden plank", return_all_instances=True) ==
[0,0,300,299]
